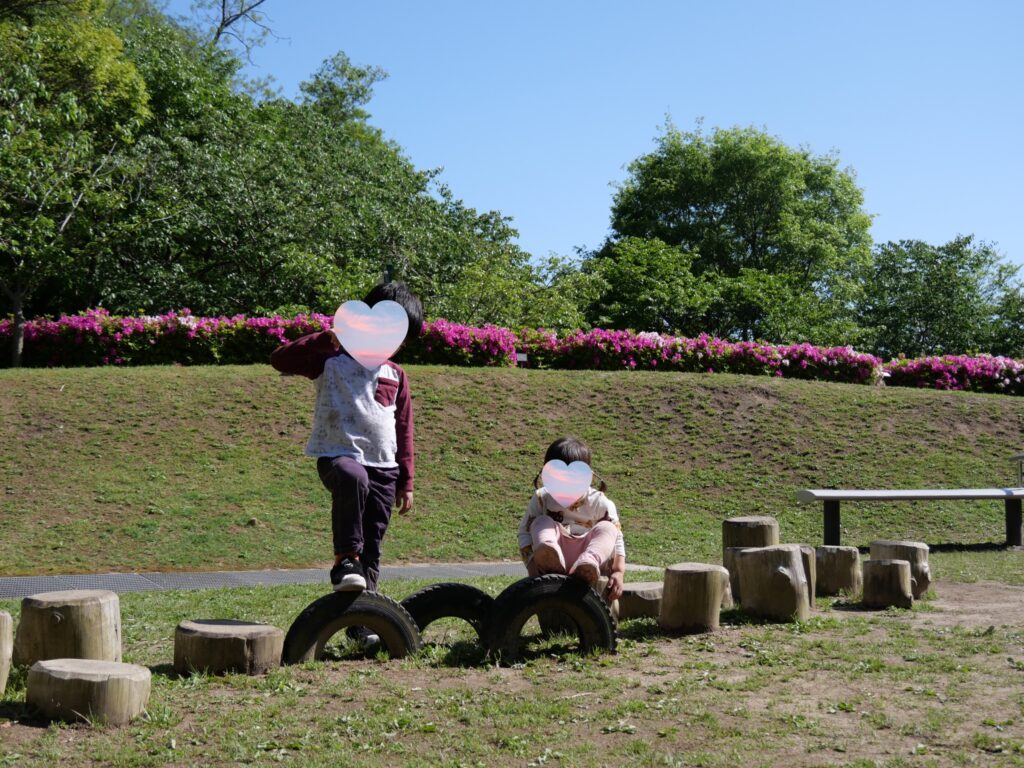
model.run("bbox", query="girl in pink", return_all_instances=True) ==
[518,437,626,602]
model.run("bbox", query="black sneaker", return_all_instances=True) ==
[330,557,367,592]
[346,625,382,652]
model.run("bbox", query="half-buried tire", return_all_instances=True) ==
[400,582,493,644]
[282,591,422,664]
[486,575,616,663]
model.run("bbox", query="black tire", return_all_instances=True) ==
[486,575,617,663]
[400,582,493,644]
[282,591,423,664]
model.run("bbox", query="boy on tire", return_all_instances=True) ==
[271,282,423,594]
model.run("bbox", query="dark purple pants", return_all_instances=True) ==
[317,456,399,592]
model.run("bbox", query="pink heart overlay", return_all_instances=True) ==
[541,460,593,508]
[332,300,409,370]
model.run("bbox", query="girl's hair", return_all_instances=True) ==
[533,436,608,493]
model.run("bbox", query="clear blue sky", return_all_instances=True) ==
[167,0,1024,266]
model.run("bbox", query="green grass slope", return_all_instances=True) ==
[2,365,1023,576]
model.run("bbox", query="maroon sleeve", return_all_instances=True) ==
[270,331,338,379]
[394,365,415,494]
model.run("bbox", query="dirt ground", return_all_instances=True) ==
[1,579,1023,767]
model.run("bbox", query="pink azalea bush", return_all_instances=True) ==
[518,328,883,384]
[3,310,1024,396]
[884,354,1024,396]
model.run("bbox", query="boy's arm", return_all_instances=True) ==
[394,367,415,509]
[270,331,338,379]
[518,493,542,561]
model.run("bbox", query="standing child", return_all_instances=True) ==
[518,437,626,602]
[271,282,423,592]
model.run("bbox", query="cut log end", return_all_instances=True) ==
[13,590,122,667]
[736,545,810,623]
[659,563,727,634]
[174,619,284,675]
[27,658,151,726]
[862,559,913,609]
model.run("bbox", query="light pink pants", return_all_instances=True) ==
[530,516,618,574]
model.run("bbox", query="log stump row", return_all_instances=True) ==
[27,658,150,725]
[174,620,284,675]
[862,559,913,609]
[659,563,728,634]
[0,611,11,695]
[13,590,122,668]
[815,546,863,596]
[722,516,780,601]
[735,544,810,622]
[870,540,931,598]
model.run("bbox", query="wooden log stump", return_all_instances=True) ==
[815,546,863,596]
[618,581,662,620]
[862,559,913,609]
[870,540,930,598]
[798,545,816,610]
[27,659,150,725]
[723,546,760,603]
[736,544,810,622]
[659,563,727,633]
[0,611,11,695]
[174,620,284,675]
[722,516,779,601]
[13,590,121,667]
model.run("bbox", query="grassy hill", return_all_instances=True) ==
[2,364,1023,577]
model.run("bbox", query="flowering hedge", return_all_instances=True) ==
[3,310,1024,396]
[0,309,517,369]
[885,354,1024,396]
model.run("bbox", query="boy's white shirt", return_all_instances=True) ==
[518,487,626,558]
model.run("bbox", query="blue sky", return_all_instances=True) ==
[167,0,1024,267]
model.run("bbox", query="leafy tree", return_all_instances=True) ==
[0,1,149,365]
[607,124,873,341]
[858,236,1017,357]
[585,238,712,334]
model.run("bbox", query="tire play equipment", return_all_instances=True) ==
[400,582,493,644]
[282,591,422,664]
[485,575,617,663]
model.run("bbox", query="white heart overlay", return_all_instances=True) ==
[332,300,409,370]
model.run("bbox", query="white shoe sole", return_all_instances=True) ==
[333,575,367,592]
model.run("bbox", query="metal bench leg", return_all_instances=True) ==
[824,500,841,546]
[1006,499,1022,548]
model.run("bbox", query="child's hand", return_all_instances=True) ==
[606,571,625,602]
[395,490,414,514]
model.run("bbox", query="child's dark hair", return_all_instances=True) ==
[534,436,607,492]
[363,282,424,344]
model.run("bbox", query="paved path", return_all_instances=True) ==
[0,562,659,600]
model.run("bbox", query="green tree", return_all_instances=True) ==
[586,238,712,334]
[858,236,1017,357]
[0,1,149,365]
[607,124,873,341]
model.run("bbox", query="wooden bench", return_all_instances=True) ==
[796,488,1024,547]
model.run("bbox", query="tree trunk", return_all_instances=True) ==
[870,540,930,599]
[722,516,780,603]
[9,294,25,368]
[736,544,810,622]
[815,545,863,596]
[0,611,12,695]
[659,563,726,634]
[174,619,284,675]
[13,590,122,667]
[862,559,913,609]
[27,659,150,725]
